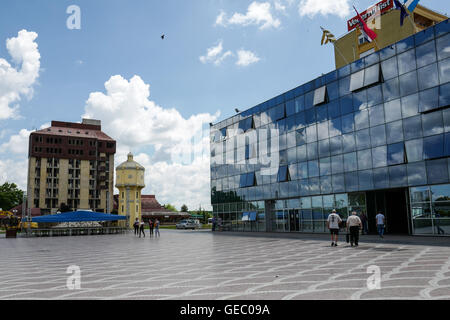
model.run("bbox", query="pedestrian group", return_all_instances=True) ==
[134,218,161,238]
[327,209,387,247]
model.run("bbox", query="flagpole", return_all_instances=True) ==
[406,11,416,32]
[334,42,350,66]
[320,26,350,66]
[404,0,420,31]
[353,6,383,54]
[373,36,382,51]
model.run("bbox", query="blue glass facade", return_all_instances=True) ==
[210,19,450,236]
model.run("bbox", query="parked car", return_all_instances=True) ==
[176,219,201,230]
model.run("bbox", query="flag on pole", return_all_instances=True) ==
[394,0,409,26]
[353,6,378,43]
[404,0,420,13]
[320,27,336,45]
[320,26,350,65]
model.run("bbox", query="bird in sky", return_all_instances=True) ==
[161,34,165,40]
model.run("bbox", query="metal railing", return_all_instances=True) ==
[28,227,128,237]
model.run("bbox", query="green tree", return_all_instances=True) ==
[164,204,178,212]
[0,182,24,211]
[181,204,188,212]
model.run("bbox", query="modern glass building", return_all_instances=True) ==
[210,19,450,236]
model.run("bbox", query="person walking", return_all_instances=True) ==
[212,217,216,232]
[148,219,154,237]
[327,209,342,247]
[154,218,160,237]
[359,212,368,235]
[139,220,145,238]
[435,213,445,235]
[375,212,386,238]
[347,211,362,247]
[133,218,139,236]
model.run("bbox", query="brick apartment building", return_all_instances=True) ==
[27,119,116,214]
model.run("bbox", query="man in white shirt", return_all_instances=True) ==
[327,209,342,247]
[346,211,362,247]
[375,212,385,238]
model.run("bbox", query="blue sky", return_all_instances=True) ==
[0,0,449,210]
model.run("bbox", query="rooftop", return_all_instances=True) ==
[32,119,115,142]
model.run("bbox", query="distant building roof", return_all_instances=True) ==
[141,195,177,215]
[113,194,184,217]
[32,120,115,142]
[8,204,41,217]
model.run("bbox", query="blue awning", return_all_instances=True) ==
[30,211,127,223]
[242,211,257,222]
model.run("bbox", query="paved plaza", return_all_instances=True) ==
[0,230,449,300]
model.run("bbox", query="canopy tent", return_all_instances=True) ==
[30,210,127,223]
[242,212,257,222]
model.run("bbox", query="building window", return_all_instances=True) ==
[358,34,369,45]
[277,166,290,182]
[313,86,328,106]
[387,143,406,166]
[350,64,382,92]
[239,117,254,133]
[220,128,227,140]
[239,172,256,188]
[269,104,286,122]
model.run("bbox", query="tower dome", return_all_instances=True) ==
[116,152,145,171]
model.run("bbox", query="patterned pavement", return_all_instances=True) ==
[0,230,449,300]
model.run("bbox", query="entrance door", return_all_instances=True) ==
[385,189,409,234]
[289,210,299,231]
[366,188,409,235]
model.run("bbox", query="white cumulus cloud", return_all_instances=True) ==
[0,158,28,191]
[132,153,212,211]
[215,10,227,26]
[274,1,287,12]
[0,29,41,120]
[236,50,260,66]
[1,129,32,155]
[218,2,281,30]
[83,74,219,210]
[200,41,260,68]
[298,0,351,18]
[199,40,234,66]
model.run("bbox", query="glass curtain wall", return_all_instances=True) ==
[411,184,450,235]
[271,193,366,233]
[213,201,265,232]
[210,19,450,236]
